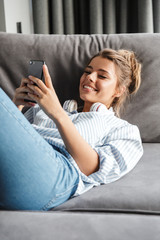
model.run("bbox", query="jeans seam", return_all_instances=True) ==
[55,181,79,198]
[41,182,79,211]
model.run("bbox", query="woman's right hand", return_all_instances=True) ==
[12,78,36,111]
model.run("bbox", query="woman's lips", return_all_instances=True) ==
[83,85,98,91]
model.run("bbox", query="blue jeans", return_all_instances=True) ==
[0,88,79,211]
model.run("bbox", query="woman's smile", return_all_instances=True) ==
[83,84,98,92]
[79,56,119,112]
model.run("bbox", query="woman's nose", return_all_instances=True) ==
[87,72,97,82]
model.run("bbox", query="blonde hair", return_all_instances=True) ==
[90,48,142,117]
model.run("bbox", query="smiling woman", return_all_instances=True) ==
[0,48,143,211]
[79,56,119,112]
[80,49,141,116]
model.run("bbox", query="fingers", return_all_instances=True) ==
[16,85,34,95]
[43,65,53,89]
[28,65,53,90]
[12,77,39,109]
[13,79,36,106]
[27,83,43,98]
[18,65,54,105]
[13,90,36,107]
[28,75,48,93]
[15,85,35,102]
[27,92,39,102]
[16,92,33,100]
[15,90,36,104]
[20,77,32,87]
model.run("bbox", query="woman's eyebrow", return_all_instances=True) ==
[86,65,93,69]
[99,69,111,76]
[86,66,112,76]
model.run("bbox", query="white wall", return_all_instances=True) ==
[3,0,33,34]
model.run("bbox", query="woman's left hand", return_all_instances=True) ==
[27,64,64,120]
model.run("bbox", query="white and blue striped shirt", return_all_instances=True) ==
[24,101,143,196]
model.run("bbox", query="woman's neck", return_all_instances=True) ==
[82,102,92,112]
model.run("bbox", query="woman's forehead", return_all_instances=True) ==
[88,56,117,76]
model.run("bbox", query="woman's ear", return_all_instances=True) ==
[114,86,126,98]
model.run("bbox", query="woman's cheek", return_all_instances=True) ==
[79,76,85,90]
[80,75,85,83]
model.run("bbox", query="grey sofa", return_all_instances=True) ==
[0,32,160,240]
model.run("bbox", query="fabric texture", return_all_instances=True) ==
[55,143,160,214]
[0,211,160,240]
[24,100,143,197]
[0,88,79,210]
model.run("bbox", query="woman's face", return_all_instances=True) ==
[79,56,121,112]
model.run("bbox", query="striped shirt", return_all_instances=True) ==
[24,101,143,196]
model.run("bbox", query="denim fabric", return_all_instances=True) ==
[0,88,79,211]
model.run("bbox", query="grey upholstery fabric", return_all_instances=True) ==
[54,143,160,214]
[0,33,160,142]
[0,211,160,240]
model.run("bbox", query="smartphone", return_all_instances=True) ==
[28,60,45,82]
[25,60,45,102]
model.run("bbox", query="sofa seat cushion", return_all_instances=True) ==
[0,211,160,240]
[54,143,160,214]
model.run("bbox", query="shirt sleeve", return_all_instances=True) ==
[88,123,143,184]
[24,104,41,123]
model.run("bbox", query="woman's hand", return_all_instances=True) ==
[13,78,36,111]
[27,65,64,120]
[28,65,99,176]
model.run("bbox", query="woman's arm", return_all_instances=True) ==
[54,110,99,176]
[90,124,143,183]
[27,65,99,176]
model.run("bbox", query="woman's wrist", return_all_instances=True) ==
[51,108,68,125]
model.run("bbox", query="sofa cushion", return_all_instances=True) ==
[0,33,160,142]
[54,143,160,214]
[0,211,160,240]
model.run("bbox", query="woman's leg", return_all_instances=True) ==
[0,88,79,211]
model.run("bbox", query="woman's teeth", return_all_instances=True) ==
[83,85,96,91]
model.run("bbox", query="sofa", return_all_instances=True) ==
[0,32,160,240]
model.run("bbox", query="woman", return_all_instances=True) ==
[0,48,143,210]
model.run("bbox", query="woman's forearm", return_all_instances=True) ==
[53,111,99,176]
[26,66,99,175]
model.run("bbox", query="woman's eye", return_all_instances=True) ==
[98,75,107,79]
[84,71,91,75]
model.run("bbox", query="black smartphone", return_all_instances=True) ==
[25,60,45,102]
[28,60,45,82]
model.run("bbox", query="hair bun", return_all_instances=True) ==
[118,50,141,95]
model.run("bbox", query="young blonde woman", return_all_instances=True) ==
[0,49,143,210]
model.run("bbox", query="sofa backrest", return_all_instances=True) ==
[0,33,160,143]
